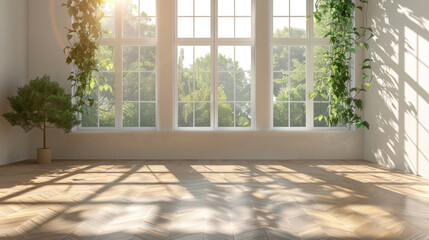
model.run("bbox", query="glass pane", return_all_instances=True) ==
[140,103,156,127]
[98,46,114,71]
[218,46,235,71]
[218,0,234,16]
[273,0,289,16]
[123,102,139,127]
[141,46,156,71]
[123,17,139,38]
[314,46,328,71]
[290,0,306,16]
[290,102,305,127]
[235,103,251,127]
[290,72,306,101]
[82,104,98,127]
[273,102,288,127]
[178,72,194,101]
[314,102,329,127]
[99,101,115,127]
[194,46,211,71]
[178,17,193,38]
[218,103,234,127]
[235,17,251,38]
[314,72,329,101]
[195,103,210,127]
[123,0,139,16]
[178,0,193,16]
[101,17,115,38]
[273,17,289,38]
[218,17,234,38]
[314,13,330,38]
[195,0,210,16]
[140,0,156,16]
[140,17,156,38]
[235,46,251,71]
[290,17,306,38]
[235,72,251,101]
[177,46,193,71]
[178,102,194,127]
[273,46,289,72]
[123,72,139,101]
[273,72,288,101]
[290,46,306,71]
[99,72,115,102]
[102,0,115,16]
[235,0,251,16]
[218,72,234,101]
[195,17,211,38]
[195,72,211,101]
[123,46,139,71]
[140,72,156,101]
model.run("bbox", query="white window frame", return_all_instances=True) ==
[78,0,158,131]
[174,0,256,131]
[269,0,349,131]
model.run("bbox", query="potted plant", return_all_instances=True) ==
[2,75,80,164]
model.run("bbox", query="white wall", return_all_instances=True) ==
[364,0,429,178]
[28,0,364,160]
[0,0,29,165]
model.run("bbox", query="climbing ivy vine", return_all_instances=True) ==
[310,0,374,129]
[63,0,105,110]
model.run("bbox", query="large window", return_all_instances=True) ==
[175,0,254,129]
[80,0,157,129]
[272,0,331,129]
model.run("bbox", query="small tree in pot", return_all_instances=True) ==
[3,75,80,163]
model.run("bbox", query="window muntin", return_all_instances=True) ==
[80,0,157,130]
[176,0,254,129]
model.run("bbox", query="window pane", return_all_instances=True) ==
[235,46,251,71]
[178,102,194,127]
[194,46,211,71]
[273,102,288,127]
[218,46,235,71]
[140,103,156,127]
[195,0,210,16]
[290,46,306,71]
[123,46,139,71]
[195,103,210,127]
[273,46,289,72]
[82,104,98,127]
[123,0,139,16]
[195,72,211,101]
[140,17,156,38]
[218,0,234,16]
[314,46,328,71]
[140,0,156,16]
[235,17,251,38]
[236,72,251,101]
[141,46,156,71]
[218,72,234,101]
[99,101,115,127]
[178,46,194,71]
[123,17,139,38]
[98,46,115,71]
[178,17,193,38]
[102,0,115,16]
[141,72,156,101]
[314,102,329,127]
[178,0,193,16]
[290,102,305,127]
[178,72,194,101]
[235,0,251,16]
[290,72,306,101]
[273,0,289,16]
[101,17,115,38]
[218,17,234,38]
[273,72,288,101]
[290,0,306,16]
[195,17,211,38]
[99,72,115,102]
[218,103,234,127]
[123,102,139,127]
[290,17,306,38]
[123,72,139,101]
[235,103,251,127]
[273,17,289,38]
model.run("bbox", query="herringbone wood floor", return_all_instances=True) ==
[1,160,429,240]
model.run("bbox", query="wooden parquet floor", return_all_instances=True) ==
[1,160,429,240]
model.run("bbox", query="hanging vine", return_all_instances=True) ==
[310,0,374,129]
[63,0,105,110]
